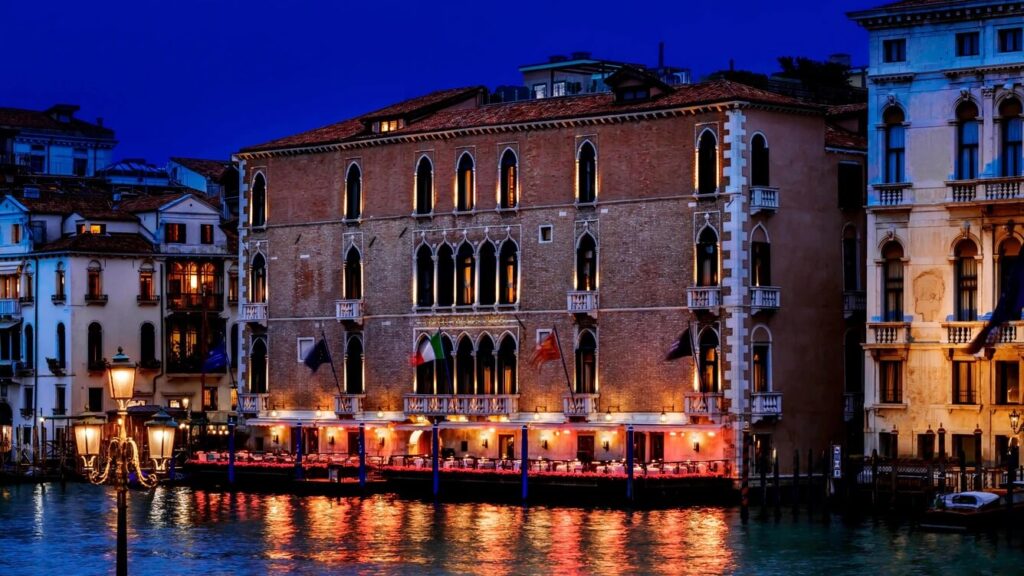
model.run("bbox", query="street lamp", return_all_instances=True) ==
[73,347,176,576]
[1011,409,1023,435]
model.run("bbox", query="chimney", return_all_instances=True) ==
[658,42,665,69]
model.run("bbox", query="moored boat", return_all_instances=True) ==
[919,491,1003,532]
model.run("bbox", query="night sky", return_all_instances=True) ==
[3,1,877,164]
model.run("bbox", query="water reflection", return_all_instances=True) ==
[1,484,1024,575]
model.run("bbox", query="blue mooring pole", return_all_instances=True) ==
[227,419,236,485]
[626,425,635,502]
[521,424,529,503]
[432,421,440,498]
[358,422,367,488]
[294,424,304,481]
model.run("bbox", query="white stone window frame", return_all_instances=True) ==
[296,337,315,363]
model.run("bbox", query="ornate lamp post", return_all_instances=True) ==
[73,348,176,576]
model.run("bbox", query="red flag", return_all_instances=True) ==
[531,332,561,369]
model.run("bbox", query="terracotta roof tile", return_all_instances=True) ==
[116,192,188,213]
[36,233,154,254]
[16,192,135,221]
[0,106,114,139]
[827,103,868,117]
[826,123,867,151]
[170,157,233,181]
[242,80,818,154]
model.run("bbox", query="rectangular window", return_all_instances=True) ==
[77,223,105,235]
[883,39,906,63]
[952,433,978,465]
[72,157,88,177]
[956,32,980,56]
[957,119,979,180]
[55,270,65,298]
[752,343,770,393]
[952,360,975,404]
[200,224,214,245]
[532,83,547,99]
[552,81,566,97]
[878,432,897,458]
[139,271,154,299]
[202,386,218,411]
[917,433,935,460]
[23,386,33,411]
[297,337,314,362]
[885,125,905,183]
[999,28,1023,52]
[228,273,239,303]
[165,223,186,243]
[377,119,400,133]
[10,224,20,244]
[996,360,1019,404]
[837,162,863,210]
[538,225,553,244]
[879,360,902,404]
[87,387,103,412]
[55,386,66,415]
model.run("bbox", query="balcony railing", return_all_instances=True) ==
[867,322,911,345]
[84,293,108,305]
[844,392,864,423]
[686,287,720,311]
[749,186,779,214]
[751,392,782,420]
[240,303,267,322]
[870,183,911,207]
[750,286,780,311]
[335,299,362,321]
[167,293,223,311]
[334,394,365,416]
[239,393,269,414]
[941,321,984,345]
[137,294,160,306]
[403,394,519,416]
[0,299,20,317]
[684,392,724,418]
[562,393,599,418]
[567,291,598,314]
[843,290,866,317]
[984,176,1024,200]
[947,180,978,203]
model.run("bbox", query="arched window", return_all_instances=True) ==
[56,322,66,368]
[882,241,904,322]
[497,335,517,394]
[954,240,978,321]
[345,335,363,394]
[251,173,267,227]
[696,227,719,287]
[698,329,719,393]
[344,248,362,300]
[751,328,771,393]
[478,241,497,306]
[24,324,33,369]
[456,242,475,306]
[697,130,718,195]
[883,107,906,183]
[436,244,455,307]
[843,226,860,291]
[476,335,496,394]
[456,153,475,212]
[575,331,597,394]
[249,337,267,393]
[250,254,267,303]
[439,335,454,394]
[345,164,362,220]
[455,336,475,394]
[87,322,103,371]
[54,262,65,299]
[138,260,155,301]
[576,234,597,291]
[140,322,156,366]
[415,244,435,307]
[577,141,596,203]
[751,227,771,287]
[415,335,435,394]
[1000,97,1023,177]
[956,101,979,180]
[999,237,1021,302]
[499,241,518,304]
[844,329,864,394]
[751,134,769,187]
[230,323,239,368]
[415,156,433,215]
[86,260,102,299]
[499,149,518,209]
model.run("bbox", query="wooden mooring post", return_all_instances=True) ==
[773,449,781,520]
[792,449,800,518]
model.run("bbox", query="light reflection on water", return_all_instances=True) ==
[1,483,1023,575]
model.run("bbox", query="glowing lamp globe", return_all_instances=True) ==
[145,409,177,471]
[74,416,105,467]
[106,348,137,402]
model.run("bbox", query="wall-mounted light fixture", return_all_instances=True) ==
[272,434,280,445]
[541,434,549,450]
[482,438,489,449]
[659,410,667,423]
[604,409,612,422]
[601,435,610,452]
[692,433,700,453]
[376,406,385,419]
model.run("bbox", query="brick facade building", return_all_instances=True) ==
[234,70,866,477]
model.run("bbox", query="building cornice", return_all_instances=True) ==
[237,100,821,160]
[850,1,1024,30]
[944,62,1024,79]
[869,73,916,85]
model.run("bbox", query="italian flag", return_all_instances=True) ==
[410,332,445,366]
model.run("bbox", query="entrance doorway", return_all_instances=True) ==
[634,431,647,463]
[577,435,595,463]
[499,434,514,460]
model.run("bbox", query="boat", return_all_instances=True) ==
[919,491,1004,532]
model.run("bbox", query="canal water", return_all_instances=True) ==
[2,484,1023,575]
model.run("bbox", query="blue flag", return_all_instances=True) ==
[202,342,228,373]
[303,338,332,373]
[966,255,1024,354]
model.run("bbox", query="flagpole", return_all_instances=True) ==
[321,330,344,398]
[691,321,705,394]
[552,325,574,401]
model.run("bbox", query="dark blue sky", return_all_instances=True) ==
[3,1,878,164]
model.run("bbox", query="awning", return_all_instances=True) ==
[0,320,21,330]
[0,261,23,275]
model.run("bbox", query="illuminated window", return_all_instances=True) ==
[10,224,20,244]
[552,81,566,97]
[456,153,475,212]
[139,267,154,300]
[575,331,597,394]
[882,241,904,322]
[698,329,719,393]
[879,360,902,403]
[752,340,771,393]
[954,240,977,321]
[378,119,401,133]
[952,360,975,404]
[415,157,433,215]
[577,141,596,203]
[499,241,518,305]
[497,335,517,394]
[202,386,218,411]
[575,233,597,291]
[532,83,547,99]
[499,149,518,209]
[200,224,214,245]
[165,223,186,243]
[78,223,105,235]
[250,255,267,304]
[456,242,475,306]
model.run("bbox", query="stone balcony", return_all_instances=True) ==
[750,286,780,312]
[941,321,984,345]
[867,321,911,345]
[333,394,365,416]
[686,287,720,312]
[843,290,865,318]
[567,291,598,315]
[239,393,269,415]
[563,393,599,419]
[684,392,724,419]
[403,394,519,417]
[335,299,362,322]
[945,176,1024,203]
[749,186,779,214]
[869,183,912,208]
[751,391,782,421]
[239,303,267,323]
